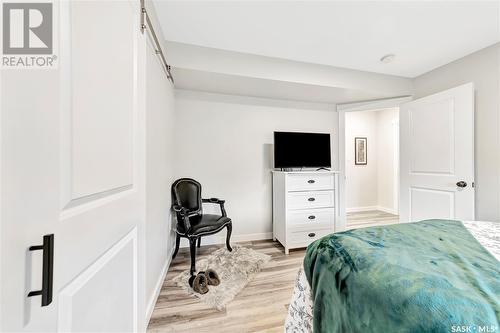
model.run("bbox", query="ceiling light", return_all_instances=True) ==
[380,54,395,64]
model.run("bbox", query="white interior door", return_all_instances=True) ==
[1,1,143,331]
[399,83,475,223]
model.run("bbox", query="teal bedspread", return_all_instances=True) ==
[303,220,500,333]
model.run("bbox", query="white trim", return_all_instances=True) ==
[347,206,399,215]
[392,119,400,215]
[219,231,273,242]
[346,206,379,213]
[144,247,174,326]
[338,96,411,233]
[58,227,138,333]
[337,96,412,112]
[334,173,341,231]
[337,110,347,232]
[179,232,273,248]
[377,206,399,215]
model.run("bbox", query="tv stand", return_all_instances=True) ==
[271,170,339,254]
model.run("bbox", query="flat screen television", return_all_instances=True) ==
[274,131,331,168]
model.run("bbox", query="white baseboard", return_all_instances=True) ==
[233,232,273,242]
[347,206,398,215]
[346,206,378,213]
[179,232,273,248]
[377,206,399,215]
[144,247,174,328]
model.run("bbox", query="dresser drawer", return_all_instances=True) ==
[287,173,334,191]
[289,228,331,244]
[287,191,334,210]
[288,208,333,229]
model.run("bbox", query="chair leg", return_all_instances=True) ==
[189,238,197,276]
[197,237,201,248]
[172,234,181,259]
[226,224,233,252]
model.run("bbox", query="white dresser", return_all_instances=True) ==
[272,171,338,254]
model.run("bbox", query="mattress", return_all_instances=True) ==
[284,220,500,332]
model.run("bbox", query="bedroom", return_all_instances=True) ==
[0,1,499,332]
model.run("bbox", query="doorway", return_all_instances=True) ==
[344,108,400,229]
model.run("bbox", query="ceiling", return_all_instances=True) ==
[153,1,499,78]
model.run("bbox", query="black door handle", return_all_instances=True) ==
[308,233,316,237]
[28,234,54,306]
[308,215,316,220]
[308,197,315,202]
[456,181,467,188]
[307,179,315,184]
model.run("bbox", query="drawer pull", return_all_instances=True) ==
[308,215,316,220]
[308,197,315,202]
[307,179,316,184]
[308,232,316,237]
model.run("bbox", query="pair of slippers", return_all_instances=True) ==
[188,269,220,294]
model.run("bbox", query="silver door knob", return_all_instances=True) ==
[456,181,467,188]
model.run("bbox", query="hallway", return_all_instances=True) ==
[346,210,399,230]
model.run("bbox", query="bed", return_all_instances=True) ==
[285,220,500,333]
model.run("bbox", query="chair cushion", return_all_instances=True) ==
[177,214,231,236]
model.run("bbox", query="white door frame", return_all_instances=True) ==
[336,96,412,231]
[392,118,400,215]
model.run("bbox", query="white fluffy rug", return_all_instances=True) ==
[173,246,271,310]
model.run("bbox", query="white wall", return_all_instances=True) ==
[143,0,177,324]
[376,109,398,213]
[345,111,378,210]
[345,108,398,213]
[413,43,500,221]
[174,90,337,244]
[144,37,176,318]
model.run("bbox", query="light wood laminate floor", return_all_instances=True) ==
[148,211,399,332]
[148,240,304,333]
[347,210,399,229]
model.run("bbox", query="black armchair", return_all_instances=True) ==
[171,178,232,275]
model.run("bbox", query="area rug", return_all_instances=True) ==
[172,245,271,310]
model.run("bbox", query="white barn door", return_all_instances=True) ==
[399,83,475,223]
[1,1,143,331]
